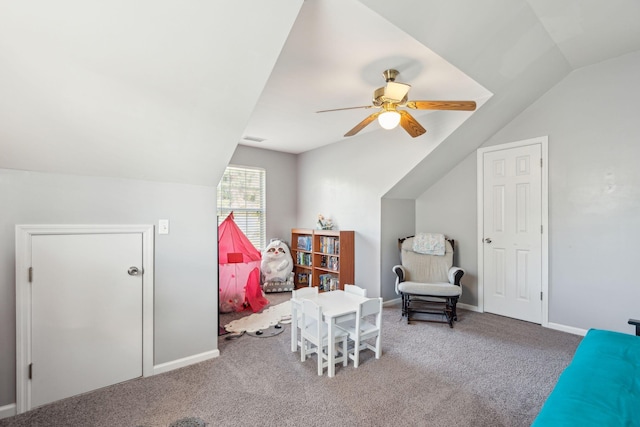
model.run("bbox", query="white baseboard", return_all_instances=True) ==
[457,302,480,312]
[383,297,400,307]
[0,403,16,420]
[546,322,587,336]
[153,349,220,375]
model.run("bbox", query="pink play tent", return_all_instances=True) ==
[218,213,269,313]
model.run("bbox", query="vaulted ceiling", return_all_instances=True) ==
[0,1,303,185]
[1,0,639,190]
[243,0,640,157]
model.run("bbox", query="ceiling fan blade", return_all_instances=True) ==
[344,111,381,137]
[316,105,374,113]
[399,110,426,138]
[405,100,477,111]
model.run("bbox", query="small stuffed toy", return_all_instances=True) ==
[261,239,293,282]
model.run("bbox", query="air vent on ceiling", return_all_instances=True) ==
[242,136,266,143]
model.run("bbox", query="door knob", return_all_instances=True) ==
[484,238,492,244]
[128,266,143,276]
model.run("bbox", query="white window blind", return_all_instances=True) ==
[217,165,266,250]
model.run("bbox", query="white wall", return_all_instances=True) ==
[416,50,640,333]
[380,198,415,300]
[416,156,478,306]
[0,169,218,406]
[296,128,445,298]
[228,145,298,246]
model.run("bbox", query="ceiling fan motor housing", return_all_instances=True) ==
[382,69,399,82]
[372,84,409,106]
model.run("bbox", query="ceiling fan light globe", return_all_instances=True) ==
[378,111,401,130]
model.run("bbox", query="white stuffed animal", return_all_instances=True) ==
[261,239,293,282]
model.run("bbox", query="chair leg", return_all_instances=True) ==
[446,296,459,325]
[353,340,360,368]
[405,293,410,317]
[317,347,323,376]
[300,337,306,362]
[405,295,411,324]
[342,336,348,367]
[374,334,381,359]
[291,324,297,353]
[445,298,454,328]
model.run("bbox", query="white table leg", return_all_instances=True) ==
[328,317,335,377]
[291,303,298,352]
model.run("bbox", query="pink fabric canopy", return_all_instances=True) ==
[218,213,268,313]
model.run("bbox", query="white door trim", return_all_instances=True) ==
[477,136,549,326]
[15,224,154,414]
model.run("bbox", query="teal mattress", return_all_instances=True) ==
[532,329,640,426]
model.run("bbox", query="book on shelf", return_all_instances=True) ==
[296,252,312,266]
[320,255,339,270]
[318,273,339,291]
[296,235,312,251]
[297,272,310,285]
[319,236,340,255]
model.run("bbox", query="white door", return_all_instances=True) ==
[30,233,143,408]
[482,143,542,323]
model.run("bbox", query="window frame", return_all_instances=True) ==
[217,164,266,250]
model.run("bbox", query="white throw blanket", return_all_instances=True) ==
[413,232,446,256]
[224,300,292,333]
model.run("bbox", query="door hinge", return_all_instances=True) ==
[541,225,543,234]
[28,267,33,283]
[540,158,543,167]
[29,363,32,379]
[540,291,543,301]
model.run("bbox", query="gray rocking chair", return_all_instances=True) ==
[392,235,464,327]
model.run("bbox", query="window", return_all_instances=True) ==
[217,165,266,250]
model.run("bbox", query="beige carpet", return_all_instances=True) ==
[0,300,583,427]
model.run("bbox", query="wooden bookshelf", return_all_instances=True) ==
[291,228,354,291]
[291,228,313,289]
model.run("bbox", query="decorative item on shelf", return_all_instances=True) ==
[317,214,334,230]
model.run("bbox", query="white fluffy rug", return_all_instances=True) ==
[224,301,292,333]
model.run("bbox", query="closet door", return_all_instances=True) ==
[30,233,143,408]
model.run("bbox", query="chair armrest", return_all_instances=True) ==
[392,265,405,295]
[448,267,464,286]
[629,319,640,336]
[392,265,405,281]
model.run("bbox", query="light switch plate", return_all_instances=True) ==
[158,219,169,235]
